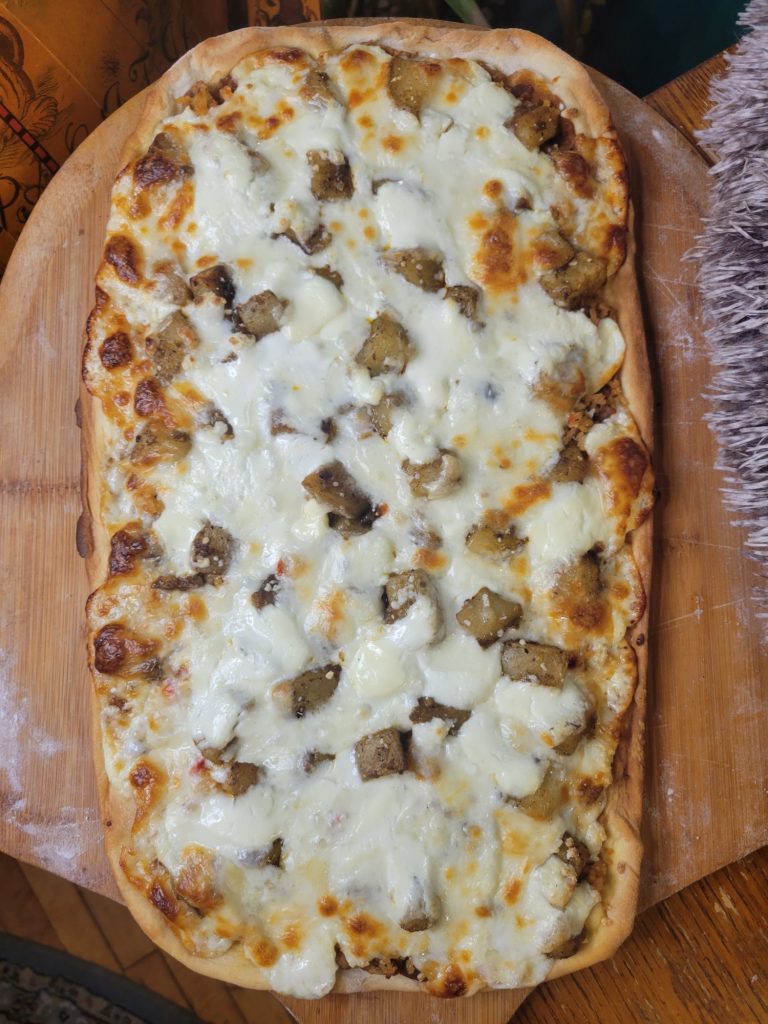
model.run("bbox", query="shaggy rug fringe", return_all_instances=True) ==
[693,0,768,636]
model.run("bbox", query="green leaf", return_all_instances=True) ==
[443,0,489,27]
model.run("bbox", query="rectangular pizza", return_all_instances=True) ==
[81,20,654,999]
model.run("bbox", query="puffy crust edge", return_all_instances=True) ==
[82,18,653,999]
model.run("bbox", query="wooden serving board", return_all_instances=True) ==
[0,41,766,1024]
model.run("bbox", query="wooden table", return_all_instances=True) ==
[0,39,765,1024]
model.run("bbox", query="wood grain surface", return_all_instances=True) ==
[0,28,766,1024]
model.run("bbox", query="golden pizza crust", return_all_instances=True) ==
[82,19,653,998]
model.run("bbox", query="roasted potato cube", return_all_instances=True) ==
[145,311,199,385]
[550,146,595,199]
[355,313,413,376]
[403,449,462,499]
[545,928,586,959]
[456,588,522,647]
[355,727,407,780]
[383,248,445,292]
[308,149,353,201]
[399,880,440,932]
[508,103,560,150]
[152,261,191,304]
[409,696,470,736]
[388,56,437,116]
[191,521,236,580]
[275,224,331,255]
[189,264,235,307]
[558,832,590,879]
[445,284,480,320]
[550,441,588,483]
[234,289,286,339]
[466,521,523,559]
[220,761,262,796]
[152,573,205,591]
[540,252,607,311]
[303,750,335,773]
[175,845,220,911]
[515,769,563,820]
[383,569,440,623]
[532,229,575,271]
[251,574,280,609]
[135,131,193,188]
[302,460,372,520]
[501,640,568,686]
[314,265,343,288]
[555,713,594,755]
[274,664,341,718]
[368,393,403,438]
[129,422,191,466]
[301,67,337,106]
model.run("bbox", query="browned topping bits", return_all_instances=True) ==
[303,462,374,528]
[129,422,191,466]
[234,289,287,339]
[135,131,193,189]
[145,312,199,385]
[355,312,413,376]
[388,56,438,116]
[409,697,470,736]
[383,248,445,292]
[275,223,331,254]
[368,392,403,438]
[308,149,354,201]
[456,588,523,647]
[550,441,589,483]
[558,833,590,879]
[445,284,481,320]
[540,251,607,310]
[189,264,235,307]
[219,761,263,797]
[402,449,462,499]
[355,728,407,780]
[466,520,524,559]
[152,573,205,591]
[275,664,341,718]
[251,574,280,609]
[191,522,236,581]
[501,640,569,686]
[303,750,335,773]
[383,569,443,634]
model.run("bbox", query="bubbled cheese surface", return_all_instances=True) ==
[88,44,647,997]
